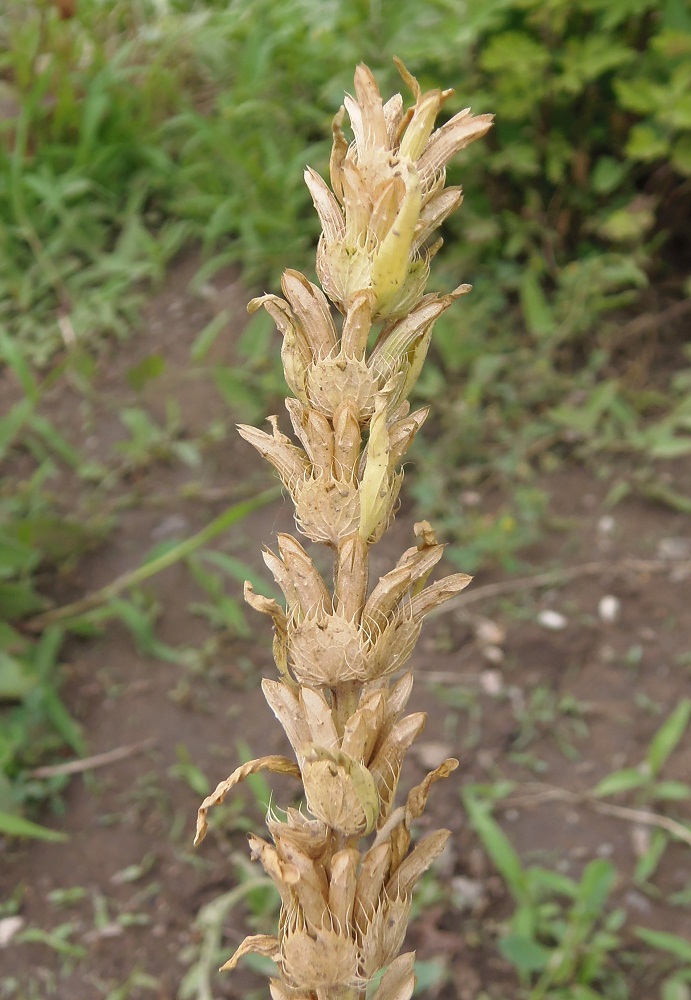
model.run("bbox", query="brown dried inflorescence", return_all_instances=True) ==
[195,62,492,1000]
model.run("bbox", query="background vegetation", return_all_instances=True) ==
[1,0,689,996]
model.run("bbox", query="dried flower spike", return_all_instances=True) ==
[195,60,491,1000]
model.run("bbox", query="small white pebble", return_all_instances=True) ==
[631,825,650,858]
[413,742,454,770]
[657,537,691,561]
[85,923,123,942]
[475,617,505,646]
[460,490,482,507]
[598,595,621,623]
[597,842,614,857]
[450,876,487,913]
[597,515,615,535]
[537,610,567,630]
[0,916,24,948]
[152,514,188,540]
[481,645,505,665]
[624,890,652,914]
[480,669,503,694]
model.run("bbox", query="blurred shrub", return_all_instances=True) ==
[2,0,689,360]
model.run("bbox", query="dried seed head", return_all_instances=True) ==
[267,807,331,862]
[305,351,379,422]
[197,59,491,999]
[269,980,313,1000]
[292,474,361,545]
[281,911,360,989]
[306,60,492,322]
[385,828,451,898]
[369,951,416,1000]
[274,838,330,931]
[237,417,309,487]
[359,393,404,542]
[301,745,379,836]
[369,712,427,822]
[289,611,368,686]
[328,847,359,933]
[358,892,411,980]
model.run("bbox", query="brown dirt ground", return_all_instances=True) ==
[1,255,690,1000]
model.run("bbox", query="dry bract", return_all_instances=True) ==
[195,60,491,1000]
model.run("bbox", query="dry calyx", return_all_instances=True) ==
[194,60,491,1000]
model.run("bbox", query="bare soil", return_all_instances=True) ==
[1,255,689,1000]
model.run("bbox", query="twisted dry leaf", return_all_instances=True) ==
[194,755,301,845]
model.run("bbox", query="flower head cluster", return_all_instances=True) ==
[195,62,491,1000]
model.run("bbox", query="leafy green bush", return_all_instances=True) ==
[0,1,194,363]
[3,0,689,360]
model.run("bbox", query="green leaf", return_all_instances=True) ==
[529,867,578,899]
[568,987,610,1000]
[499,933,551,972]
[573,859,616,923]
[597,203,656,243]
[634,827,668,886]
[0,650,36,700]
[41,686,86,756]
[558,36,634,95]
[463,786,530,905]
[615,79,660,116]
[662,976,691,1000]
[28,414,83,470]
[17,925,85,958]
[412,958,447,994]
[592,768,648,797]
[0,580,46,619]
[190,310,230,363]
[653,780,691,801]
[647,700,691,776]
[635,928,691,963]
[520,269,554,339]
[625,123,669,162]
[213,365,266,420]
[671,135,691,176]
[0,534,40,577]
[591,157,629,195]
[0,809,67,842]
[0,330,38,401]
[126,354,166,390]
[649,436,691,459]
[661,0,691,31]
[13,515,101,563]
[109,597,183,665]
